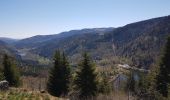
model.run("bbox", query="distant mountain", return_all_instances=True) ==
[6,15,170,69]
[0,40,15,55]
[0,37,19,44]
[0,40,6,45]
[12,28,113,66]
[30,15,170,69]
[13,35,56,48]
[0,40,19,65]
[103,15,170,68]
[0,38,20,58]
[14,28,114,49]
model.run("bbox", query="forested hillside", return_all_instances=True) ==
[1,15,170,69]
[105,15,170,68]
[0,40,18,61]
[14,15,170,69]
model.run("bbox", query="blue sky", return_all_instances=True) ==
[0,0,170,39]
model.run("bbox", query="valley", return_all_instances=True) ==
[0,15,170,100]
[1,15,170,69]
[1,0,170,99]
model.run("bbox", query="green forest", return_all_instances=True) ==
[0,15,170,100]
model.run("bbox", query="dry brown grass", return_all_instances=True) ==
[0,87,68,100]
[96,91,136,100]
[0,87,136,100]
[21,76,47,91]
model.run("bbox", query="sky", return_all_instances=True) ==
[0,0,170,39]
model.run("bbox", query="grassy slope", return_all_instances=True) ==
[0,88,62,100]
[0,88,132,100]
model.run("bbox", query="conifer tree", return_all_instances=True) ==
[137,73,146,92]
[126,71,136,96]
[47,50,71,97]
[74,53,98,98]
[0,66,5,81]
[61,52,71,95]
[0,72,4,81]
[139,65,164,100]
[156,37,170,97]
[2,54,20,87]
[98,75,111,94]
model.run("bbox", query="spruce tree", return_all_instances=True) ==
[2,54,20,87]
[126,70,136,96]
[156,37,170,97]
[61,52,71,95]
[74,53,98,98]
[0,72,4,81]
[0,65,5,81]
[141,65,163,100]
[47,51,70,97]
[98,75,111,94]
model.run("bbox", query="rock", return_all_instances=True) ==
[0,80,9,90]
[40,90,46,93]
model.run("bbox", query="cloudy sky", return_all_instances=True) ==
[0,0,170,39]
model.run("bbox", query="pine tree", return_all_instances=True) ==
[0,65,5,81]
[98,75,111,94]
[126,70,136,96]
[61,52,71,95]
[47,50,71,97]
[2,54,20,87]
[0,72,4,81]
[74,53,98,98]
[156,37,170,97]
[140,65,164,100]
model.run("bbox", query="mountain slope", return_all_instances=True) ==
[0,40,17,55]
[14,28,114,49]
[0,40,19,66]
[30,15,170,69]
[13,28,113,66]
[0,37,19,44]
[12,15,170,69]
[104,15,170,68]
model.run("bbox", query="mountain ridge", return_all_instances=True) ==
[13,28,114,49]
[1,15,170,69]
[30,15,170,68]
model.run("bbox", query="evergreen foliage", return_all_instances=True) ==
[2,54,20,87]
[61,52,71,95]
[0,72,5,81]
[74,53,99,98]
[47,50,71,97]
[98,75,111,94]
[156,37,170,97]
[0,65,5,81]
[126,71,136,95]
[136,72,147,97]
